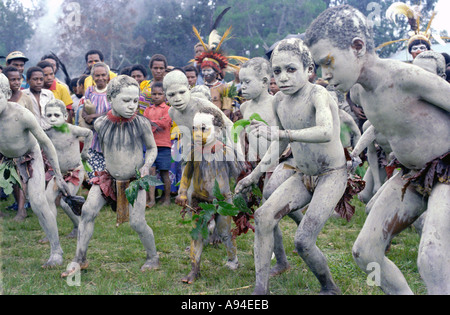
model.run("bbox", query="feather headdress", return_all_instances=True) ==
[377,1,449,53]
[192,7,248,77]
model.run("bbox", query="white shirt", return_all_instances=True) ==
[22,88,55,130]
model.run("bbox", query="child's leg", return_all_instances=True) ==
[216,214,238,270]
[253,172,312,295]
[418,182,450,294]
[129,189,159,271]
[72,185,106,266]
[159,170,171,205]
[352,172,426,295]
[59,171,84,237]
[13,184,27,221]
[294,168,347,295]
[182,236,204,284]
[27,145,63,268]
[146,167,156,208]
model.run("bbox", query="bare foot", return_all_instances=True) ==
[225,258,239,270]
[319,284,342,295]
[66,228,78,239]
[270,263,291,277]
[42,253,64,269]
[252,285,269,295]
[13,212,27,222]
[160,198,171,207]
[182,271,199,284]
[61,261,89,278]
[140,258,160,272]
[38,237,49,244]
[146,201,156,209]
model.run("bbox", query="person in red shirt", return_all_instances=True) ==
[143,82,172,207]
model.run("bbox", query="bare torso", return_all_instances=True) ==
[275,85,346,176]
[352,60,450,169]
[0,103,38,158]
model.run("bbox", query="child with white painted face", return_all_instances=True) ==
[62,75,160,278]
[235,38,347,295]
[0,73,69,268]
[305,5,450,295]
[176,107,242,284]
[44,99,93,239]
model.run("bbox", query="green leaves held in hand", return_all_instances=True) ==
[125,168,164,206]
[231,113,268,143]
[0,163,21,195]
[232,193,251,214]
[190,203,216,240]
[248,113,268,125]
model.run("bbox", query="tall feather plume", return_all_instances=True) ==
[192,26,209,51]
[386,2,419,32]
[210,7,231,32]
[215,26,232,52]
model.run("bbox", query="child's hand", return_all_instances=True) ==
[175,194,188,207]
[249,120,276,141]
[55,175,70,197]
[235,174,257,195]
[139,165,150,177]
[81,151,91,162]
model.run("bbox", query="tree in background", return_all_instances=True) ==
[215,0,327,58]
[133,0,222,68]
[0,0,34,57]
[327,0,440,58]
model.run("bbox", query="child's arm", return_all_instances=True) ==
[279,88,334,143]
[407,67,450,113]
[141,121,158,177]
[69,125,93,161]
[151,109,172,133]
[339,109,361,148]
[175,159,194,207]
[351,124,376,158]
[236,95,288,194]
[24,113,70,196]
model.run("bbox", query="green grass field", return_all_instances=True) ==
[0,189,426,295]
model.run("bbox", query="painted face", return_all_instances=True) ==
[239,67,265,100]
[185,71,197,87]
[151,61,166,82]
[28,71,44,93]
[271,50,309,95]
[42,66,55,89]
[165,83,190,111]
[131,70,145,85]
[309,38,361,92]
[87,54,101,70]
[93,66,109,90]
[410,44,428,59]
[201,66,217,84]
[193,112,215,146]
[45,106,67,127]
[6,71,21,92]
[110,85,140,118]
